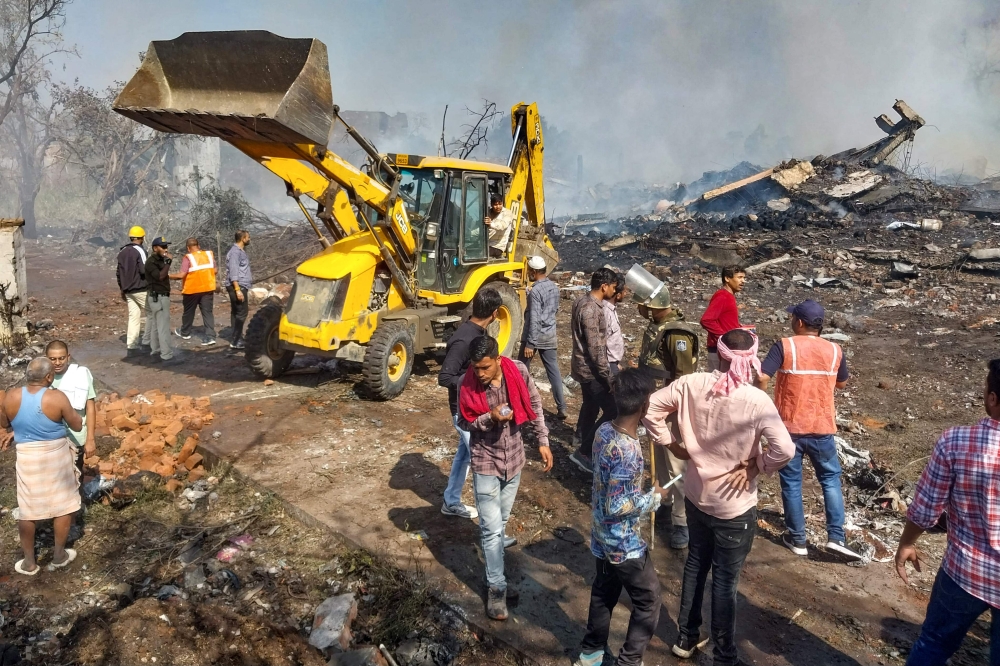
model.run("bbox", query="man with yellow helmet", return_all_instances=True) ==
[115,226,151,359]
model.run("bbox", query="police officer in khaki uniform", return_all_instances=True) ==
[633,279,700,550]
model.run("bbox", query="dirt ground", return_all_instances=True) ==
[0,230,994,665]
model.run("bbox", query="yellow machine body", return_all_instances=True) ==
[113,30,557,397]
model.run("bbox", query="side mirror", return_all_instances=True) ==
[425,222,439,240]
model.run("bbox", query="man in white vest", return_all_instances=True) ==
[170,237,218,346]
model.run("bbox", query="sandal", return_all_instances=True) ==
[47,549,76,570]
[14,560,39,576]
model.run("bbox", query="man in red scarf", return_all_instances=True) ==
[459,335,553,621]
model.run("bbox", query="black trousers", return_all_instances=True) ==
[578,379,617,458]
[677,499,757,666]
[581,552,661,666]
[227,284,250,344]
[180,292,216,339]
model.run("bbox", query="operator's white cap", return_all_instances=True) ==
[527,256,546,270]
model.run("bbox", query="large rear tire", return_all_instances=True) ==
[361,321,415,400]
[245,302,295,379]
[461,282,523,357]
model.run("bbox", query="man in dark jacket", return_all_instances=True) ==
[115,226,150,358]
[143,237,182,366]
[437,288,501,519]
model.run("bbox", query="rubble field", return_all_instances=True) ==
[5,99,997,663]
[0,455,525,666]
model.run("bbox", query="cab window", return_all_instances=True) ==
[461,175,488,263]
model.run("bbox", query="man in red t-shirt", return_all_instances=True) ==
[699,265,745,371]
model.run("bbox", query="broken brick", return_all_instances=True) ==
[98,461,114,475]
[163,421,185,439]
[165,479,183,493]
[111,415,140,431]
[184,453,204,471]
[328,648,388,666]
[187,467,206,482]
[309,594,357,652]
[106,400,127,413]
[195,397,211,409]
[138,456,159,472]
[177,437,199,464]
[122,432,142,451]
[150,419,171,430]
[95,425,111,437]
[126,389,139,398]
[153,463,175,477]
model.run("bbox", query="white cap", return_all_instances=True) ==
[527,256,546,270]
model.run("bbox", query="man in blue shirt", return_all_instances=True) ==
[518,256,567,420]
[574,368,665,666]
[225,230,253,350]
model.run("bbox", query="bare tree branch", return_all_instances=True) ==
[450,100,502,160]
[0,0,68,129]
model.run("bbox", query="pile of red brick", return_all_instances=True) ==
[87,389,214,491]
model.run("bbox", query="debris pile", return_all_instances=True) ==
[86,389,213,489]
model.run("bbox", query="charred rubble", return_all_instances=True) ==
[553,99,1000,273]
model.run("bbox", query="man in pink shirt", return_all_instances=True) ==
[643,328,794,665]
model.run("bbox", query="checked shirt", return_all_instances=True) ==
[907,417,1000,608]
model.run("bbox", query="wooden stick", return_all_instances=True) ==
[650,439,656,551]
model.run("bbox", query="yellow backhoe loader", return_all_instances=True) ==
[113,31,558,399]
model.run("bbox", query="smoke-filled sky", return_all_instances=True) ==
[59,0,1000,183]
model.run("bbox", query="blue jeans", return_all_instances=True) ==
[778,434,846,544]
[443,414,471,507]
[907,569,999,666]
[473,472,521,591]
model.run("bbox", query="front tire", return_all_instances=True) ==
[361,321,415,400]
[462,282,523,357]
[245,302,295,379]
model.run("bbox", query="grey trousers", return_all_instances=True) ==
[518,347,567,413]
[146,294,173,360]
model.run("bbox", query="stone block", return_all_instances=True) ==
[309,593,357,652]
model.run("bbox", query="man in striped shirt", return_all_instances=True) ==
[896,359,1000,665]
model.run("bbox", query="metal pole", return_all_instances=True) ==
[650,439,656,551]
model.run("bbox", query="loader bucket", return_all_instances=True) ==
[113,31,333,146]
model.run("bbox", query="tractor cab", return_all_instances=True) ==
[385,154,515,296]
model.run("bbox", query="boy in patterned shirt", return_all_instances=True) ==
[573,369,665,666]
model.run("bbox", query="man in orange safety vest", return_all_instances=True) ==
[169,237,218,346]
[757,299,860,562]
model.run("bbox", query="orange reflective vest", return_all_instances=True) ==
[182,250,217,295]
[772,335,842,435]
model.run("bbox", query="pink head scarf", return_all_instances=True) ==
[711,330,761,396]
